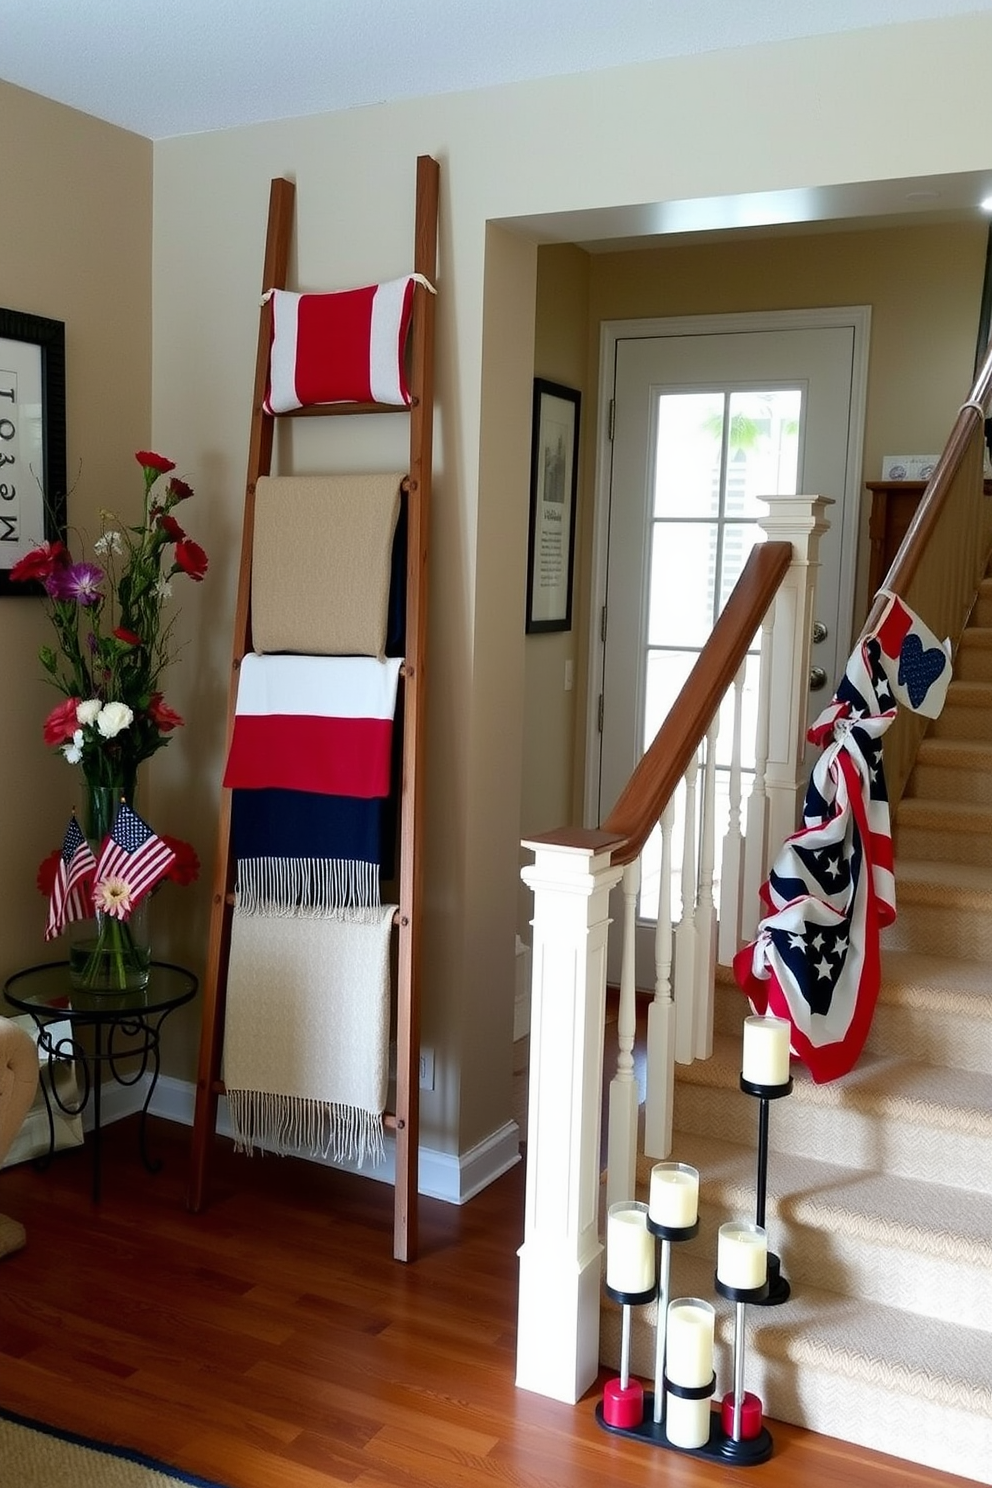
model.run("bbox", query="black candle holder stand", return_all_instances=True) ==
[595,1226,773,1465]
[740,1073,793,1306]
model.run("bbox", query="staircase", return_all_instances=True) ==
[602,576,992,1484]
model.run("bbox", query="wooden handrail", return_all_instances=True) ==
[602,540,793,867]
[863,340,992,636]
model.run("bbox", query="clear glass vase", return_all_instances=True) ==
[67,783,151,995]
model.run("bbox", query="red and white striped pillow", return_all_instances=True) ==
[262,275,432,413]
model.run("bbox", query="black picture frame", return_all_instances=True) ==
[526,378,580,633]
[0,306,67,596]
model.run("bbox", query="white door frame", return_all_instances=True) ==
[584,305,871,828]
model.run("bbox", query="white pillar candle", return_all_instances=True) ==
[717,1222,768,1290]
[665,1392,713,1451]
[649,1162,699,1229]
[742,1014,791,1085]
[606,1201,655,1293]
[666,1298,714,1387]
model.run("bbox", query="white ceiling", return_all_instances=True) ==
[3,0,992,141]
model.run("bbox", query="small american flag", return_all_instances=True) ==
[93,801,175,910]
[46,815,97,941]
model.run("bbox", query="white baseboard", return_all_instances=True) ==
[107,1074,521,1206]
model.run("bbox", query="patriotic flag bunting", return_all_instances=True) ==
[734,596,946,1084]
[93,801,175,914]
[45,814,97,941]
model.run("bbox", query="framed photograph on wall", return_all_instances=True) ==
[526,377,580,633]
[0,306,67,596]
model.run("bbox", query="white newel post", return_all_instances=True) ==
[516,830,624,1404]
[759,494,831,860]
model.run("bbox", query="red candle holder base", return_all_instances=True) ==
[596,1394,773,1467]
[602,1377,644,1429]
[721,1391,763,1440]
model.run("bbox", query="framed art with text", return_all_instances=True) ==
[526,377,580,633]
[0,307,67,596]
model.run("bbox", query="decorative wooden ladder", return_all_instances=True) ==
[186,156,438,1263]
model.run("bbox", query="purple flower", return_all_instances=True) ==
[48,562,104,606]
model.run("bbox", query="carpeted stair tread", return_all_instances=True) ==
[603,1249,992,1415]
[878,948,992,1009]
[684,1032,992,1139]
[913,736,992,770]
[942,677,992,706]
[895,797,992,835]
[890,855,992,904]
[640,1130,992,1268]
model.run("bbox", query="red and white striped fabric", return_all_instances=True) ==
[222,654,403,799]
[262,276,433,413]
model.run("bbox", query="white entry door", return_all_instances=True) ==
[592,309,869,964]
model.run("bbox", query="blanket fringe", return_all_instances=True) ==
[236,857,381,916]
[226,1089,386,1168]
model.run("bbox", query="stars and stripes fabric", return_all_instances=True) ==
[734,596,948,1084]
[45,814,97,941]
[92,801,175,913]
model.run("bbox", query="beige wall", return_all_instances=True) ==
[0,82,151,976]
[148,12,992,1163]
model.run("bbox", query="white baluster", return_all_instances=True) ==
[742,613,773,942]
[694,717,719,1060]
[718,660,746,964]
[607,857,640,1210]
[674,756,698,1065]
[644,800,675,1159]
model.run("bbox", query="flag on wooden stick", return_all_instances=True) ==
[45,815,97,941]
[93,801,175,914]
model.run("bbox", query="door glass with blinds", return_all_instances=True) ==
[639,386,800,919]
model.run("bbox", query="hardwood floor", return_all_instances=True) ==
[0,1117,978,1488]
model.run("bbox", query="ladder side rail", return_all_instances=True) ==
[393,153,439,1261]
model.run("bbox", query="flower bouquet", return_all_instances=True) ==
[14,451,207,989]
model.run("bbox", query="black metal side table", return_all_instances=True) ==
[3,960,197,1202]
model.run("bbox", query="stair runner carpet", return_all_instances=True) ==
[601,580,992,1486]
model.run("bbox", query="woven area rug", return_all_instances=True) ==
[0,1406,228,1488]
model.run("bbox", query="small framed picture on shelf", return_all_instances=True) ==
[0,306,67,596]
[526,378,580,634]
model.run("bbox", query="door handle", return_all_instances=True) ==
[812,621,828,644]
[809,665,828,691]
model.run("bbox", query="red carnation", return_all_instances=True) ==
[167,477,193,503]
[113,627,142,645]
[43,696,81,746]
[10,540,70,585]
[148,693,184,731]
[175,538,208,581]
[161,835,200,886]
[36,849,62,897]
[158,513,185,542]
[135,450,176,476]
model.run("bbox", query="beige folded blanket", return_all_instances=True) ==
[251,472,402,656]
[222,903,395,1168]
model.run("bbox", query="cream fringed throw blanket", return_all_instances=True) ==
[222,904,395,1167]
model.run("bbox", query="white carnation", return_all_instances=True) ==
[96,701,134,739]
[63,730,84,764]
[76,698,102,726]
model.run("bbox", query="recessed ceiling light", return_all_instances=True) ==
[981,196,992,213]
